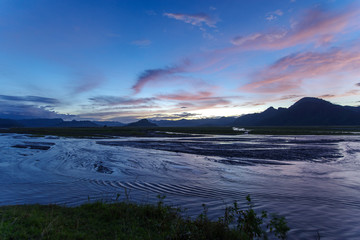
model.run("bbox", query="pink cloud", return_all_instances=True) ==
[156,90,231,112]
[242,47,360,93]
[164,12,217,28]
[231,5,359,50]
[157,91,214,101]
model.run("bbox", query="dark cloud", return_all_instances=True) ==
[356,83,360,87]
[0,95,60,104]
[132,65,186,94]
[0,102,74,119]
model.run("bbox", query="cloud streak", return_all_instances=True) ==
[0,95,59,104]
[157,91,213,101]
[231,5,359,50]
[131,39,152,46]
[164,12,217,28]
[89,96,155,106]
[265,9,283,21]
[242,47,360,93]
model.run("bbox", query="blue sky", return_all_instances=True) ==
[0,0,359,122]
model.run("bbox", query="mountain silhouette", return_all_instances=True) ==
[0,97,359,128]
[0,118,22,128]
[126,119,158,127]
[233,97,360,126]
[56,120,99,127]
[18,118,64,127]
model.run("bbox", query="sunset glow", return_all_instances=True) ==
[1,0,359,122]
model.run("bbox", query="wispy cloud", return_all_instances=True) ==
[157,91,213,101]
[132,63,189,94]
[131,39,152,46]
[265,9,283,21]
[73,72,106,94]
[0,95,59,105]
[150,112,200,121]
[164,12,217,28]
[242,46,360,93]
[174,97,230,111]
[231,5,359,49]
[89,96,155,106]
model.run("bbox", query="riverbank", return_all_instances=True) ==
[1,125,359,138]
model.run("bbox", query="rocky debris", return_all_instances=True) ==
[12,141,55,150]
[94,162,113,174]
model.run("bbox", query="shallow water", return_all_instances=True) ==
[0,133,359,239]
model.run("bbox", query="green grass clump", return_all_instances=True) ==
[0,195,289,240]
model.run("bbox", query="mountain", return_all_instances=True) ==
[153,117,237,127]
[233,97,360,126]
[93,121,125,127]
[0,118,99,128]
[18,118,64,127]
[126,119,158,127]
[56,120,99,127]
[0,118,22,128]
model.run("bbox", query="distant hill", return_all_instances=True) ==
[126,119,158,127]
[56,120,99,128]
[1,97,359,128]
[18,118,64,127]
[0,118,99,128]
[93,121,125,127]
[233,97,360,126]
[0,118,22,128]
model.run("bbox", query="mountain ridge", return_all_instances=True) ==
[0,97,359,128]
[234,97,360,126]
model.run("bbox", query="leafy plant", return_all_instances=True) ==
[219,195,290,240]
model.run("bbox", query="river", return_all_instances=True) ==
[0,133,359,239]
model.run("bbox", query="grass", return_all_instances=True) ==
[1,125,359,138]
[0,195,289,240]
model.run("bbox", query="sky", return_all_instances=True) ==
[0,0,359,122]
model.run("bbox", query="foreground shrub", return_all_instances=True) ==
[0,195,289,240]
